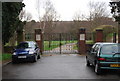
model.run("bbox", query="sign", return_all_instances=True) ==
[36,34,41,41]
[80,34,85,40]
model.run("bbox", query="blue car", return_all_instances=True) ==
[12,41,41,63]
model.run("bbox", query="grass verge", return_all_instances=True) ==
[44,40,77,51]
[0,53,12,61]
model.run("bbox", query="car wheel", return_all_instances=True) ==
[86,60,90,66]
[86,57,90,66]
[37,54,41,59]
[33,55,37,62]
[95,63,101,75]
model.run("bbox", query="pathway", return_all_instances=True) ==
[43,43,78,54]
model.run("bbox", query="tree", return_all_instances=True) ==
[93,25,117,42]
[73,11,85,21]
[19,9,32,22]
[36,0,59,33]
[36,0,43,30]
[2,2,25,45]
[72,11,86,33]
[88,1,109,20]
[87,1,110,30]
[109,1,120,43]
[42,0,58,33]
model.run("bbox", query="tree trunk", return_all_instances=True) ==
[17,30,25,44]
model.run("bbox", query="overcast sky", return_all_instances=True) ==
[23,0,111,21]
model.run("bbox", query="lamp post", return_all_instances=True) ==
[110,0,120,43]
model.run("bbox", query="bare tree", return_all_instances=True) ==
[72,11,86,33]
[36,0,58,33]
[88,1,109,20]
[42,0,58,33]
[87,1,110,30]
[36,0,42,27]
[19,9,32,22]
[73,11,85,21]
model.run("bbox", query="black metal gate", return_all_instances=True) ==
[43,33,79,54]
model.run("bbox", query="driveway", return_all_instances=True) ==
[2,54,120,79]
[43,43,78,54]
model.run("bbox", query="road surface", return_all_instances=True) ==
[2,54,120,79]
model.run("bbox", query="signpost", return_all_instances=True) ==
[80,34,85,40]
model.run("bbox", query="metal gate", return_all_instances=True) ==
[43,33,79,54]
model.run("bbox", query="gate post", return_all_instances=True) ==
[95,29,103,42]
[78,28,86,54]
[113,32,116,43]
[35,29,43,54]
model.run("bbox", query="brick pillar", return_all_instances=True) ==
[95,29,103,42]
[35,29,43,54]
[78,28,86,54]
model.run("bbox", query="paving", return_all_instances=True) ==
[43,43,78,54]
[2,54,120,79]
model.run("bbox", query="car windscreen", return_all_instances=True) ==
[17,42,35,49]
[101,44,120,54]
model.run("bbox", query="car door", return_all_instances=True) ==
[88,44,97,64]
[90,44,100,65]
[92,44,100,65]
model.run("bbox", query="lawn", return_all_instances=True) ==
[86,40,94,44]
[44,40,94,51]
[0,53,12,61]
[4,40,94,53]
[73,40,94,50]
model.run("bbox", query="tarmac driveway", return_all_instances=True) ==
[2,54,120,79]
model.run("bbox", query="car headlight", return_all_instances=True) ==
[13,52,16,55]
[29,51,34,54]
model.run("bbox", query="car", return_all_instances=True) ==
[86,43,120,75]
[12,41,41,63]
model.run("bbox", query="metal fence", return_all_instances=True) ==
[25,33,35,41]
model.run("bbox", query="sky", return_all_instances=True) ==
[23,0,112,21]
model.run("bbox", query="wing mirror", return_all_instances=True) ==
[35,46,39,49]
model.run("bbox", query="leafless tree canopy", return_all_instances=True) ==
[87,1,109,21]
[36,0,59,33]
[72,11,85,21]
[85,1,110,31]
[42,0,57,21]
[71,1,111,32]
[19,9,32,22]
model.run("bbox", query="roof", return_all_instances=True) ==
[95,42,119,46]
[19,41,36,44]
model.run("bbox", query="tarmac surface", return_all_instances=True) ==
[2,54,120,79]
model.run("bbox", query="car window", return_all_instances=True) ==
[17,42,36,49]
[91,44,97,52]
[91,44,100,53]
[101,44,120,54]
[17,42,29,49]
[28,42,35,48]
[94,44,100,52]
